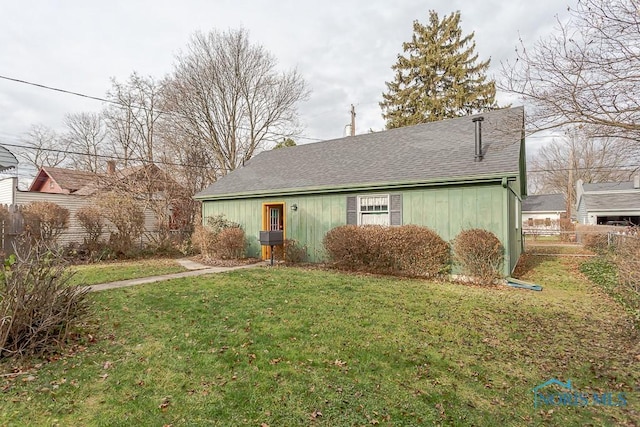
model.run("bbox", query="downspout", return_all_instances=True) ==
[502,178,511,277]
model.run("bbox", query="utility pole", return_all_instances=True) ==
[567,149,574,220]
[350,104,356,136]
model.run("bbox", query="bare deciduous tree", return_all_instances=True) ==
[19,125,69,169]
[103,72,164,166]
[156,129,217,195]
[529,128,637,206]
[500,0,640,141]
[163,28,308,179]
[64,112,106,172]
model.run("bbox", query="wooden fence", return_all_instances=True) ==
[0,204,26,254]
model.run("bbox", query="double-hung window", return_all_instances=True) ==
[358,194,390,225]
[347,194,402,226]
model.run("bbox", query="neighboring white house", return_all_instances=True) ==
[521,193,566,234]
[0,176,98,245]
[576,177,640,225]
[0,163,186,248]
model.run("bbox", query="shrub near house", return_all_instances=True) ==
[323,224,450,277]
[452,229,504,285]
[21,201,70,243]
[191,214,246,260]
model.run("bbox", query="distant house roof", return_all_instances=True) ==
[195,106,525,199]
[29,167,99,193]
[583,181,637,192]
[73,164,174,196]
[578,178,640,213]
[522,194,565,213]
[583,193,640,211]
[28,164,180,196]
[0,146,18,172]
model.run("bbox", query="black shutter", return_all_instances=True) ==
[390,193,402,226]
[346,196,357,225]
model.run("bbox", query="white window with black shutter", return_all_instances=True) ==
[346,194,402,226]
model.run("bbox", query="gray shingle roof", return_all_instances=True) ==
[583,192,640,211]
[522,194,565,213]
[195,107,524,198]
[583,181,637,192]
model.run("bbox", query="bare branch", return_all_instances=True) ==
[18,125,69,169]
[162,28,308,179]
[64,112,106,173]
[500,0,640,142]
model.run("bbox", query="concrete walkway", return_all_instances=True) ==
[85,259,264,292]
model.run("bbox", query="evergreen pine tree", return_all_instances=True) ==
[380,11,498,129]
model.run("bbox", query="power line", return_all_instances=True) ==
[2,75,634,174]
[3,131,638,176]
[0,74,324,142]
[0,75,115,105]
[0,74,616,143]
[529,165,640,173]
[0,139,230,171]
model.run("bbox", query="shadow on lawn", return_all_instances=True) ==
[513,247,549,278]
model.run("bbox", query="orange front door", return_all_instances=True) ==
[262,203,285,260]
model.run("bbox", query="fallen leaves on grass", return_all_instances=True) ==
[310,410,323,420]
[159,396,171,411]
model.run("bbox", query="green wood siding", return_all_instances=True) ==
[403,185,504,241]
[201,182,520,276]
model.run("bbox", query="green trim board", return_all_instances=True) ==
[195,173,519,201]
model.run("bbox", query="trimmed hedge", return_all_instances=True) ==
[216,227,246,259]
[274,239,308,264]
[21,201,70,243]
[192,214,245,259]
[452,229,504,285]
[323,225,450,277]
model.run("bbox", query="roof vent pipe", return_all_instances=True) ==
[473,116,484,162]
[634,175,640,189]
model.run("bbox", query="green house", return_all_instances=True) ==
[195,107,527,275]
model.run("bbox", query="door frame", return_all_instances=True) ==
[261,202,286,260]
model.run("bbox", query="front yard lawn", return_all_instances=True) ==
[1,250,638,426]
[68,258,187,286]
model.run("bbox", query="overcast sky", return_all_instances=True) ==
[0,0,570,170]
